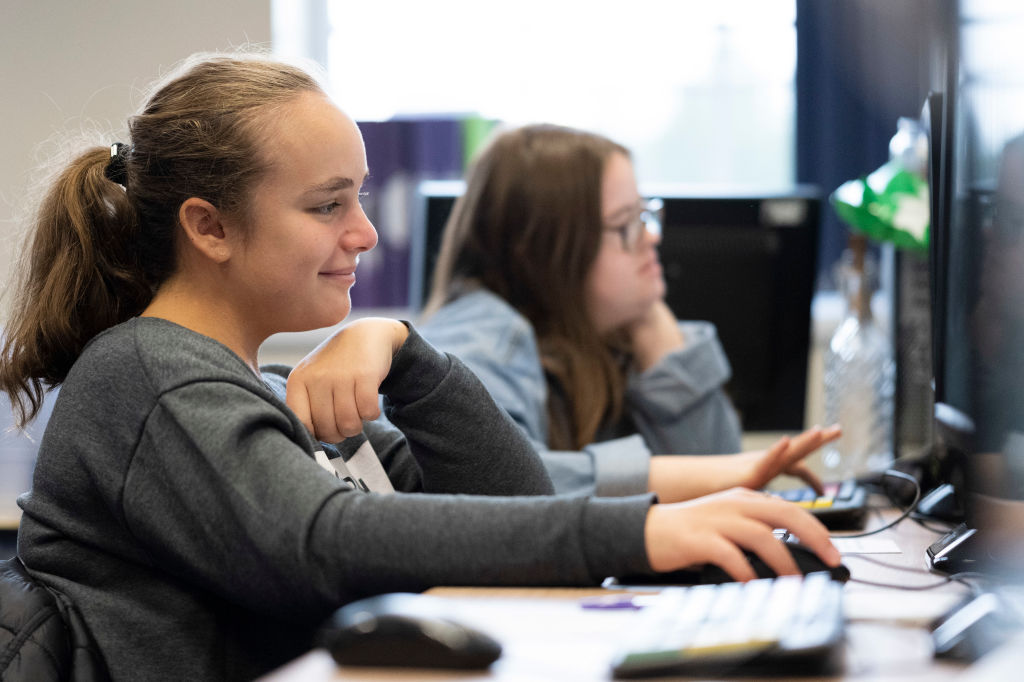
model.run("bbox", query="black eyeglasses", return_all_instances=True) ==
[605,198,663,252]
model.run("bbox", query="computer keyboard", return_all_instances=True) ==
[772,478,868,528]
[609,572,845,678]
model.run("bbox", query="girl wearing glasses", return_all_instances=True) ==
[421,124,838,501]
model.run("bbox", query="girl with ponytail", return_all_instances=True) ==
[0,52,839,682]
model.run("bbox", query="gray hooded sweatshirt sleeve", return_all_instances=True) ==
[17,318,654,682]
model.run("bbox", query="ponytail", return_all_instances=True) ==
[0,146,150,427]
[1,52,325,428]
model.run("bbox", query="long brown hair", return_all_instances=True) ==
[0,52,324,427]
[424,124,631,450]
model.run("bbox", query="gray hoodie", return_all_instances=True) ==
[17,318,653,681]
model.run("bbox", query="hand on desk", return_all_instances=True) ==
[647,425,842,503]
[643,486,842,583]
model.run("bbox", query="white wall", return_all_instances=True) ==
[0,0,272,307]
[0,0,271,521]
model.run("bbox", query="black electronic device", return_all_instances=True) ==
[653,188,820,432]
[609,573,845,678]
[606,534,849,587]
[916,482,964,522]
[413,181,821,432]
[920,2,1024,587]
[772,478,869,529]
[317,593,502,670]
[927,522,981,575]
[931,591,1022,662]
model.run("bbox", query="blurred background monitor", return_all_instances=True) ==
[412,181,821,433]
[920,1,1024,588]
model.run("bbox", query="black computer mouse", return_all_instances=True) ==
[316,592,502,670]
[698,540,851,584]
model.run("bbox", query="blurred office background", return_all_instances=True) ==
[0,0,955,550]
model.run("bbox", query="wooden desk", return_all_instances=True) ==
[261,504,978,681]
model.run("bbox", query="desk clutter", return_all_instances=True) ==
[283,501,1024,681]
[314,574,848,679]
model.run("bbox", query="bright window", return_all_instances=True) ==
[274,0,797,187]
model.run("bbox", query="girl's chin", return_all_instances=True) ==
[293,304,353,333]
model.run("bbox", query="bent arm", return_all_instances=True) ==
[380,326,554,496]
[421,303,650,497]
[123,386,652,620]
[627,320,743,455]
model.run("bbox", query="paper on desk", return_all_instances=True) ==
[844,590,964,625]
[832,537,901,554]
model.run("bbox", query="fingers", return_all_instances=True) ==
[785,425,841,462]
[740,527,801,578]
[350,372,385,430]
[788,463,825,496]
[785,426,825,457]
[718,489,840,570]
[324,373,380,441]
[308,379,353,443]
[701,514,800,581]
[288,370,379,443]
[779,426,825,495]
[644,488,841,581]
[780,425,841,495]
[753,497,841,568]
[821,424,842,442]
[742,436,791,489]
[332,385,366,440]
[699,535,759,582]
[285,379,315,438]
[282,319,403,443]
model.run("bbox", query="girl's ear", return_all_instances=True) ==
[178,197,233,263]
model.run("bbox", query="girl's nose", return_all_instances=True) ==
[343,207,378,253]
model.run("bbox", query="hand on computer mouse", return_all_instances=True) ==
[697,539,851,584]
[644,487,842,583]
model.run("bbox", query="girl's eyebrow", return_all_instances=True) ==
[604,198,643,224]
[303,172,370,197]
[303,177,353,197]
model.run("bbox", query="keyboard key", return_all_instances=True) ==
[770,478,868,529]
[610,574,845,678]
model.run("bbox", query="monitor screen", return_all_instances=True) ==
[413,182,821,433]
[652,190,820,432]
[932,2,1024,579]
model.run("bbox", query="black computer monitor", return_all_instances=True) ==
[412,182,821,433]
[922,86,975,505]
[923,3,1024,581]
[650,189,820,432]
[409,180,464,311]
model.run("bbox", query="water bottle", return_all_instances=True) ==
[821,234,895,480]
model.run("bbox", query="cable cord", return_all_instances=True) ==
[828,472,992,592]
[909,513,960,534]
[842,552,986,592]
[831,469,921,539]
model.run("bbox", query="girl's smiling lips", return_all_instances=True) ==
[319,265,357,281]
